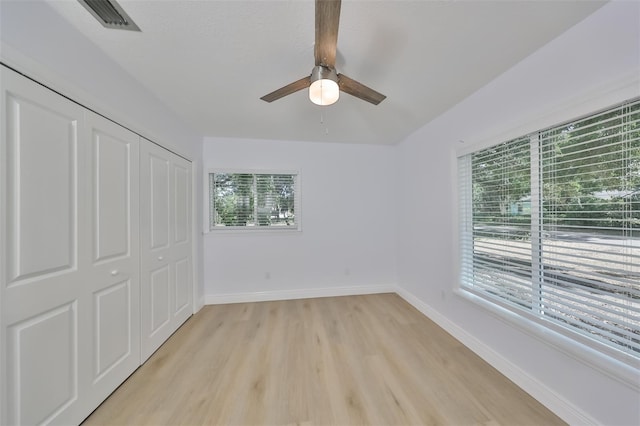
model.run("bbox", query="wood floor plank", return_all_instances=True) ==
[82,294,565,426]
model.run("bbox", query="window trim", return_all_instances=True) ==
[454,97,640,382]
[204,168,301,233]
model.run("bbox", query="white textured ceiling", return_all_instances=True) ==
[47,0,606,145]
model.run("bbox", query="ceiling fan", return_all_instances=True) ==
[260,0,386,106]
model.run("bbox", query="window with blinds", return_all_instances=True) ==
[459,98,639,363]
[209,172,299,230]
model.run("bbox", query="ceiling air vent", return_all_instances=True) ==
[78,0,141,31]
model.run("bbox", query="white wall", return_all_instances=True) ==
[0,0,206,308]
[4,0,638,422]
[203,137,397,302]
[396,2,640,425]
[0,0,200,157]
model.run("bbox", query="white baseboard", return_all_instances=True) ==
[204,283,396,305]
[395,287,598,426]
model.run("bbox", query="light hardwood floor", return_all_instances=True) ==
[83,294,565,425]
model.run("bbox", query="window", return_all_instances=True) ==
[209,172,299,230]
[458,98,639,363]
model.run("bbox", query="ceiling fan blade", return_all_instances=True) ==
[315,0,341,68]
[337,74,386,105]
[260,76,311,102]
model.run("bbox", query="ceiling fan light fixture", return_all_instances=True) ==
[309,66,339,106]
[260,1,385,106]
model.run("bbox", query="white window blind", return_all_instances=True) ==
[209,172,298,230]
[459,98,640,362]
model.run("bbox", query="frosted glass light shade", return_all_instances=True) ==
[309,79,340,105]
[309,66,340,106]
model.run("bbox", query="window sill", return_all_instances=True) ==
[204,226,302,235]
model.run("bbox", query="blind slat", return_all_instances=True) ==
[459,97,640,361]
[210,172,298,229]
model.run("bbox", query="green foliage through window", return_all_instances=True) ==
[209,172,297,229]
[460,98,640,362]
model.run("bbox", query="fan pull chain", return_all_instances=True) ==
[320,111,329,135]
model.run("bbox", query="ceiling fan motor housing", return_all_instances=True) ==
[311,65,338,83]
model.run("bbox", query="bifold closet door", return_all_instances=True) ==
[140,139,192,361]
[83,111,140,411]
[0,67,140,425]
[1,67,89,425]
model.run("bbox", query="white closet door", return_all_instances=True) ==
[1,68,88,425]
[140,138,192,361]
[83,111,140,409]
[1,67,142,425]
[171,155,193,328]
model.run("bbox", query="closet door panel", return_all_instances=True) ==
[7,302,78,426]
[172,158,192,322]
[1,67,87,425]
[93,280,132,376]
[173,162,190,245]
[84,112,140,407]
[140,139,192,361]
[5,83,78,284]
[94,130,130,261]
[140,140,172,360]
[150,154,170,250]
[175,258,190,313]
[150,265,171,333]
[149,148,171,331]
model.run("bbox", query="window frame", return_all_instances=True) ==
[205,169,301,233]
[455,97,640,373]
